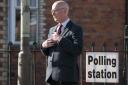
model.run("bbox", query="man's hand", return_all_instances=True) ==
[42,32,62,48]
[51,32,61,43]
[42,38,55,48]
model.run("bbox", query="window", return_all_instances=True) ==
[8,0,38,43]
[125,26,128,49]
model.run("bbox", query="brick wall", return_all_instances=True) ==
[0,0,8,85]
[38,0,47,42]
[43,0,125,50]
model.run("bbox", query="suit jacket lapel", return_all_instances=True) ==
[61,21,72,37]
[48,26,57,38]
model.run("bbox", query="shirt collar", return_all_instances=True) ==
[61,18,70,28]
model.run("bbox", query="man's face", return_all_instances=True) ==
[51,4,67,23]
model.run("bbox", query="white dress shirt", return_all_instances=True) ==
[57,18,70,34]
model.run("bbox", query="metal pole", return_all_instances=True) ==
[91,42,95,85]
[17,0,32,85]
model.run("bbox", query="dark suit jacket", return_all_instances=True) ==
[41,20,83,82]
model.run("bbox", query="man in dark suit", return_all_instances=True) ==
[41,0,83,85]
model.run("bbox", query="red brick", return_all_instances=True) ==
[0,44,3,48]
[0,72,2,77]
[0,16,3,21]
[0,25,3,30]
[0,7,3,12]
[0,80,2,85]
[0,0,3,2]
[0,62,3,68]
[0,34,3,39]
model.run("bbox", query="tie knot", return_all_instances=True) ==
[57,24,63,34]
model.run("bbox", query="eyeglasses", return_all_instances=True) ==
[51,8,65,13]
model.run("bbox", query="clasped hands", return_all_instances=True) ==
[42,32,61,48]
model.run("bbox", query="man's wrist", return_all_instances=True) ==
[42,43,45,48]
[42,41,47,48]
[57,36,62,43]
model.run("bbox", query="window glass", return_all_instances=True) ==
[30,10,38,41]
[16,9,20,41]
[125,39,128,49]
[15,10,38,41]
[125,27,128,50]
[16,0,37,7]
[30,0,37,7]
[17,0,20,6]
[126,27,128,36]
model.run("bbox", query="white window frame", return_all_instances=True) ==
[8,0,38,44]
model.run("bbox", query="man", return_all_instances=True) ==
[41,0,83,85]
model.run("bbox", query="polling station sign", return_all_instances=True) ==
[86,52,119,83]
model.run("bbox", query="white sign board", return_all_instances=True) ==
[86,52,119,83]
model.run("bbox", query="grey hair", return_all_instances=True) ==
[52,0,69,11]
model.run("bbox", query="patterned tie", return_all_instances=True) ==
[57,24,63,34]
